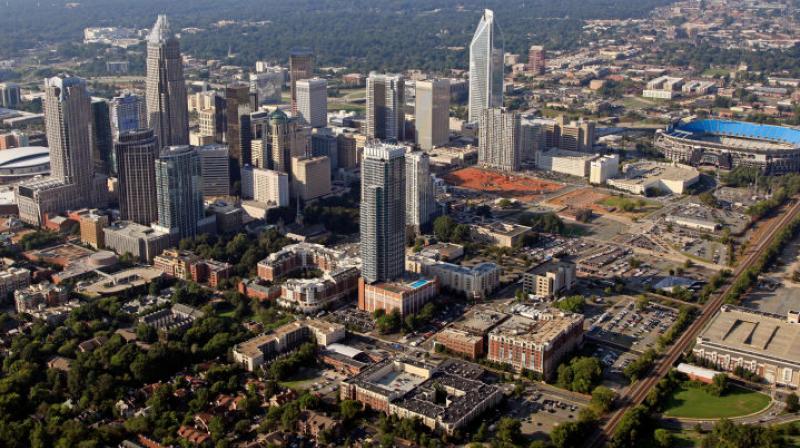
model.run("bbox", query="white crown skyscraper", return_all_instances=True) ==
[468,9,504,123]
[145,15,189,148]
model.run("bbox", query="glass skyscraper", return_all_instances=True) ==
[468,9,504,124]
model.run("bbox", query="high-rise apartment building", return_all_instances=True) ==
[478,108,521,172]
[367,73,405,141]
[0,82,21,108]
[528,45,546,75]
[116,128,159,226]
[468,9,504,123]
[145,15,189,147]
[110,91,146,141]
[414,79,450,150]
[91,99,114,175]
[289,49,314,114]
[16,76,106,225]
[405,151,435,231]
[224,83,252,170]
[251,168,290,207]
[296,78,327,128]
[360,143,406,284]
[154,145,205,241]
[196,144,230,197]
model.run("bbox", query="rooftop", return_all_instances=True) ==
[453,308,510,335]
[697,305,800,367]
[489,312,583,346]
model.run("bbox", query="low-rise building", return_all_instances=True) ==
[406,254,499,299]
[535,148,599,178]
[15,282,69,313]
[139,304,205,335]
[434,328,484,359]
[232,319,341,372]
[358,277,439,317]
[472,222,532,248]
[487,311,584,378]
[694,306,800,388]
[0,267,30,299]
[340,358,502,435]
[78,210,109,249]
[522,258,576,298]
[257,243,360,313]
[607,161,699,195]
[103,221,170,263]
[589,154,620,185]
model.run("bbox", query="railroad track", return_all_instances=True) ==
[588,198,800,447]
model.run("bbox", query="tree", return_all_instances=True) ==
[340,400,361,423]
[709,374,729,397]
[590,386,617,414]
[786,393,799,413]
[434,216,457,242]
[554,295,585,313]
[551,421,584,448]
[636,295,649,311]
[496,417,522,446]
[653,429,673,448]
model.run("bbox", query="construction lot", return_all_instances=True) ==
[443,167,565,203]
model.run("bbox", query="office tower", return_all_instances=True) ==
[250,68,285,104]
[366,73,405,141]
[91,99,114,174]
[16,76,105,225]
[311,130,338,172]
[405,151,435,231]
[296,78,327,128]
[224,83,252,171]
[289,48,314,113]
[266,109,310,176]
[414,79,450,150]
[249,111,270,168]
[468,9,504,123]
[0,82,21,108]
[336,132,359,169]
[116,128,159,225]
[154,145,204,240]
[528,45,546,75]
[188,91,218,113]
[360,143,405,284]
[110,91,146,141]
[197,144,231,197]
[478,108,521,171]
[292,156,331,201]
[145,15,189,147]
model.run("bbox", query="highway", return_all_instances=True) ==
[588,197,800,447]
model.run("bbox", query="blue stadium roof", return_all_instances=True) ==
[673,119,800,146]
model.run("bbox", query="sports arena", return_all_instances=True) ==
[654,119,800,174]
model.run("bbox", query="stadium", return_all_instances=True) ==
[654,119,800,174]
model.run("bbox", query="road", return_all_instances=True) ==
[588,197,800,447]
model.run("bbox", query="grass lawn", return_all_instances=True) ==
[663,383,770,419]
[598,196,661,213]
[328,103,365,112]
[702,67,732,77]
[278,367,322,390]
[218,310,236,318]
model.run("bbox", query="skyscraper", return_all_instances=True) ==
[224,83,252,171]
[145,15,189,147]
[91,98,114,175]
[196,143,231,197]
[414,79,450,150]
[528,45,546,75]
[250,68,285,105]
[296,78,328,128]
[16,76,106,225]
[266,108,310,177]
[110,91,146,141]
[405,151,435,231]
[478,108,521,172]
[367,73,405,141]
[0,82,20,108]
[116,128,159,225]
[289,48,314,114]
[468,9,504,123]
[154,145,205,241]
[360,143,406,284]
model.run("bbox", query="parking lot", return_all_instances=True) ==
[504,388,587,438]
[587,299,677,352]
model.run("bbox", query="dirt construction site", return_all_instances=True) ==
[443,167,564,202]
